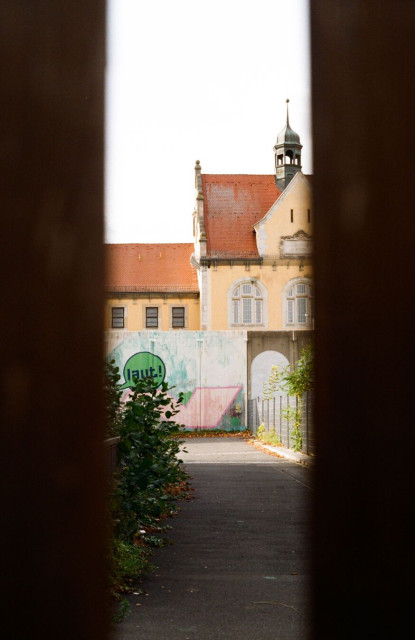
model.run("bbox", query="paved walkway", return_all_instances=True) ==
[112,438,313,640]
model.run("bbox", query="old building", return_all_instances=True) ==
[106,102,313,334]
[192,102,313,331]
[105,243,200,331]
[105,105,313,434]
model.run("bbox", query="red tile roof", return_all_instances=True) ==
[201,175,282,258]
[105,243,199,293]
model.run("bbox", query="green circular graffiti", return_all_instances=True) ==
[119,351,166,390]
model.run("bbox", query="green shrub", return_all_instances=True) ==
[104,363,190,620]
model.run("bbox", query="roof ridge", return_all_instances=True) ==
[202,173,275,177]
[105,242,194,247]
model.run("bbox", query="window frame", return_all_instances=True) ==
[145,306,159,329]
[283,278,313,329]
[228,279,267,328]
[111,306,125,329]
[172,306,185,329]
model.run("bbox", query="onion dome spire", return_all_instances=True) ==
[274,99,302,190]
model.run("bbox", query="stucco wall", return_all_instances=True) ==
[207,264,312,330]
[106,295,200,331]
[255,173,313,256]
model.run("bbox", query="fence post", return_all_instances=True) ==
[273,397,276,433]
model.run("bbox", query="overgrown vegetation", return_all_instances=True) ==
[104,360,191,621]
[176,428,251,439]
[260,343,313,452]
[257,423,282,447]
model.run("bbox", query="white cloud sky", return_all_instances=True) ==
[105,0,311,244]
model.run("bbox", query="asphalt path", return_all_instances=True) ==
[113,437,312,640]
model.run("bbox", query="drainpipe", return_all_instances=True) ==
[197,337,203,429]
[290,330,297,370]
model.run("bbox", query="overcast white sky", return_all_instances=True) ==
[105,0,311,244]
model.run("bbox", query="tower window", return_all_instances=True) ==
[291,209,294,223]
[285,150,294,164]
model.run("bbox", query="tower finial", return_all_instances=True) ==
[286,98,290,125]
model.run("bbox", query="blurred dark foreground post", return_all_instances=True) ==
[0,2,107,638]
[311,2,415,639]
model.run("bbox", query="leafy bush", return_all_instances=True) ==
[112,376,188,541]
[282,343,313,397]
[104,361,190,619]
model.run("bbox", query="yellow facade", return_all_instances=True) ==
[203,262,312,331]
[194,172,313,331]
[255,172,312,254]
[105,172,312,332]
[106,295,200,331]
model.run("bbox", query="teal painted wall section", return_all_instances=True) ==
[105,331,248,431]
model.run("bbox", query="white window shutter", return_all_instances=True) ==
[287,299,294,324]
[242,298,252,323]
[255,300,262,324]
[233,300,239,324]
[297,297,306,323]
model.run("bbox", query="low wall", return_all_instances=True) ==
[105,330,248,431]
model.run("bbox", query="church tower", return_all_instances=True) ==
[274,99,302,190]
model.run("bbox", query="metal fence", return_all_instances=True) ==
[247,392,315,455]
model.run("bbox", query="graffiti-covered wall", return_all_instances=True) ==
[105,330,248,431]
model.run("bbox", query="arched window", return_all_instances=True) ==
[229,279,267,327]
[283,278,313,328]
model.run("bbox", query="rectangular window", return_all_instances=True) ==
[172,306,185,328]
[290,209,294,223]
[111,307,124,329]
[146,307,158,328]
[297,284,306,295]
[287,300,294,324]
[242,284,252,295]
[242,298,252,324]
[297,297,307,323]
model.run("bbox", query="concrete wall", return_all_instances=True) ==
[105,329,313,431]
[105,330,248,431]
[247,331,313,400]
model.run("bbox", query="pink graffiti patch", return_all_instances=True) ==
[175,386,242,429]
